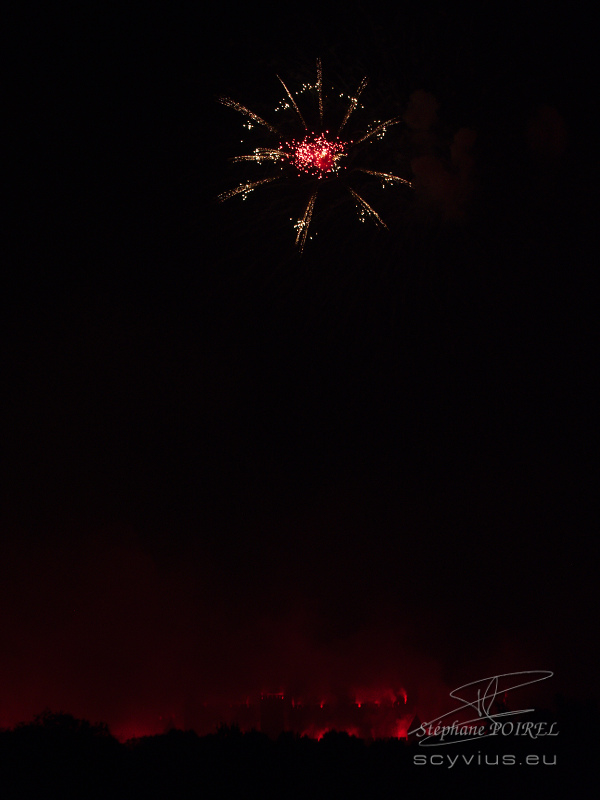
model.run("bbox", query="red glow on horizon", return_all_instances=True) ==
[0,684,415,744]
[112,721,162,742]
[353,687,407,707]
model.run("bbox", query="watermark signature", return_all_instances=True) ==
[409,671,559,747]
[413,752,557,767]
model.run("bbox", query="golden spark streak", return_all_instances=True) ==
[316,58,324,124]
[278,76,308,129]
[217,177,280,202]
[218,97,279,134]
[295,190,318,251]
[353,117,401,144]
[356,169,411,186]
[230,148,285,163]
[347,186,387,228]
[338,77,368,135]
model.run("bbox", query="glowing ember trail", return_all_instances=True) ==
[218,58,412,252]
[295,190,318,251]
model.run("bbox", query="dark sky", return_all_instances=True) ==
[4,1,597,737]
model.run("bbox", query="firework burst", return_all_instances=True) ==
[218,59,411,252]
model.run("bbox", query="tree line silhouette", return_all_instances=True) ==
[0,699,595,798]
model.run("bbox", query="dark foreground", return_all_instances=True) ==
[0,701,595,799]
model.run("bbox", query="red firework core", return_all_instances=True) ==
[291,133,345,176]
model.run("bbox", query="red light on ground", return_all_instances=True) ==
[112,722,160,742]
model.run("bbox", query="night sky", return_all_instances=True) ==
[5,1,597,739]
